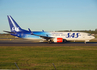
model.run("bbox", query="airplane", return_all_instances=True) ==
[4,15,95,44]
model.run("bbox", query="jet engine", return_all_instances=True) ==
[53,38,63,43]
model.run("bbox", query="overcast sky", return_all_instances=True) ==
[0,0,97,33]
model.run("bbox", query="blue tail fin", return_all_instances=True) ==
[7,15,22,32]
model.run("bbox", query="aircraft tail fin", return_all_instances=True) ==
[7,15,22,32]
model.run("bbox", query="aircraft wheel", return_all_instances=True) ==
[48,40,52,44]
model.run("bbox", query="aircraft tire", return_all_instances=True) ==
[48,40,52,44]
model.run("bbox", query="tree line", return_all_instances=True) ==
[58,29,97,34]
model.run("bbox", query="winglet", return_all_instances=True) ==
[28,28,33,35]
[42,30,44,32]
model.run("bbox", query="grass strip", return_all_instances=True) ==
[0,46,97,70]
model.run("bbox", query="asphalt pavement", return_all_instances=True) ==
[0,39,97,46]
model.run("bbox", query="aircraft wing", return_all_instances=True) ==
[32,33,53,40]
[28,28,53,40]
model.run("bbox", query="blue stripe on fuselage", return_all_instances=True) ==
[11,31,50,39]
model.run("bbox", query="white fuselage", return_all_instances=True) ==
[49,32,95,42]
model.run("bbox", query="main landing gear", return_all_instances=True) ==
[48,39,53,44]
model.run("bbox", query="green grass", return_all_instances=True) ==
[0,46,97,70]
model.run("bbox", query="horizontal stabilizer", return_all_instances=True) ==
[3,30,16,34]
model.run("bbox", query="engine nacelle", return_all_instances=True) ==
[53,38,63,43]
